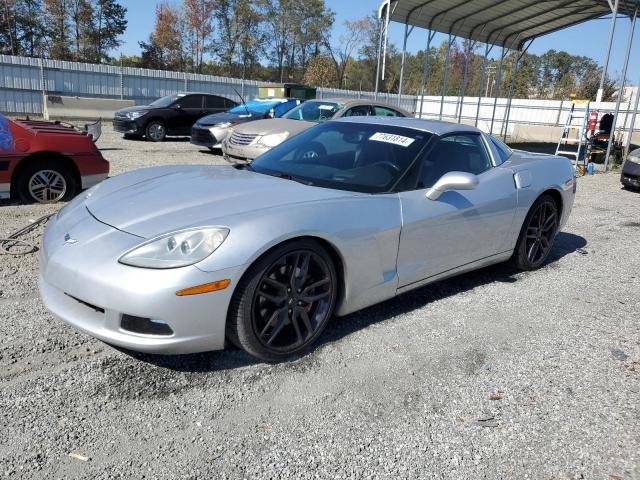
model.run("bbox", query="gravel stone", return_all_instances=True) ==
[1,127,639,479]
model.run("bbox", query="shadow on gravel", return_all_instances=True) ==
[318,231,587,349]
[124,232,587,373]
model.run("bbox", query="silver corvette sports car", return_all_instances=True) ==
[39,117,576,361]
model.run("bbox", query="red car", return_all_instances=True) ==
[0,115,109,203]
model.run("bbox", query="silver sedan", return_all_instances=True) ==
[39,117,576,361]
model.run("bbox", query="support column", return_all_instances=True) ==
[489,47,507,135]
[597,0,619,103]
[374,16,383,100]
[439,34,456,121]
[501,51,519,140]
[381,0,390,82]
[398,23,409,105]
[457,40,477,124]
[604,6,637,170]
[502,40,532,141]
[418,30,435,119]
[475,43,493,127]
[625,83,640,154]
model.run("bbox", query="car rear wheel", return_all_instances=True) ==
[145,121,166,142]
[227,239,338,361]
[16,161,76,204]
[512,194,559,270]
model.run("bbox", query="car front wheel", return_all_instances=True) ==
[145,121,166,142]
[227,239,338,361]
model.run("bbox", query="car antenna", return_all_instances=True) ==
[233,87,250,116]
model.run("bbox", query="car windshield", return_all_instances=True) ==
[250,122,431,193]
[228,99,285,115]
[284,101,341,123]
[150,94,183,108]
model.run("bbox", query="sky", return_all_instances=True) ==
[112,0,640,83]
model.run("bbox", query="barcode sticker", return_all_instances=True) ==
[369,132,415,147]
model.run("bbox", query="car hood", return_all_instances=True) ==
[232,118,315,136]
[196,111,254,126]
[116,105,151,114]
[85,165,352,238]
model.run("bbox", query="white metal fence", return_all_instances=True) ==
[1,54,638,144]
[417,94,640,140]
[0,55,417,115]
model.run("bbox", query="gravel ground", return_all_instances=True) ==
[1,127,639,479]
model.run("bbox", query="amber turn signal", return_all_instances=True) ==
[175,279,231,296]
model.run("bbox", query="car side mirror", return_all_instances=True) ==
[173,104,182,109]
[268,108,275,118]
[426,171,479,201]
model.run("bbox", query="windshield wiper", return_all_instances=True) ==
[233,162,254,171]
[269,171,312,185]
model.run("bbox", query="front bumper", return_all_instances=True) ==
[190,125,229,149]
[38,205,245,354]
[221,138,270,162]
[621,160,640,188]
[113,118,143,135]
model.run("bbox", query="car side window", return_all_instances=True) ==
[373,106,404,117]
[418,133,493,189]
[487,135,512,163]
[273,100,298,118]
[343,105,372,117]
[179,95,202,109]
[204,96,226,109]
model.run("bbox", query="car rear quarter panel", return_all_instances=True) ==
[503,152,576,249]
[196,194,403,316]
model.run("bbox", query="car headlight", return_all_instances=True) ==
[259,132,289,147]
[119,227,229,269]
[215,122,232,129]
[627,155,640,164]
[125,110,148,120]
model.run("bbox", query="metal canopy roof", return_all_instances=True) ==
[379,0,639,50]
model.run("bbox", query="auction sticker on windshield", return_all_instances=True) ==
[369,132,415,147]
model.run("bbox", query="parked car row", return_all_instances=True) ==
[112,93,411,161]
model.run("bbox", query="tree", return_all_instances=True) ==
[89,0,127,63]
[236,0,264,80]
[43,0,72,60]
[324,18,367,88]
[303,54,336,87]
[68,0,92,60]
[183,0,215,72]
[140,2,185,70]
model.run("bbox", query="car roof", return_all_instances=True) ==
[301,98,412,116]
[332,116,481,135]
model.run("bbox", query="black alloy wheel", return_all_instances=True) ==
[227,239,337,361]
[513,194,559,270]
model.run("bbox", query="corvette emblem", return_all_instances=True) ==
[64,233,77,245]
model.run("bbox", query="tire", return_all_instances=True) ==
[226,239,338,361]
[145,121,166,142]
[15,160,77,204]
[512,194,559,270]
